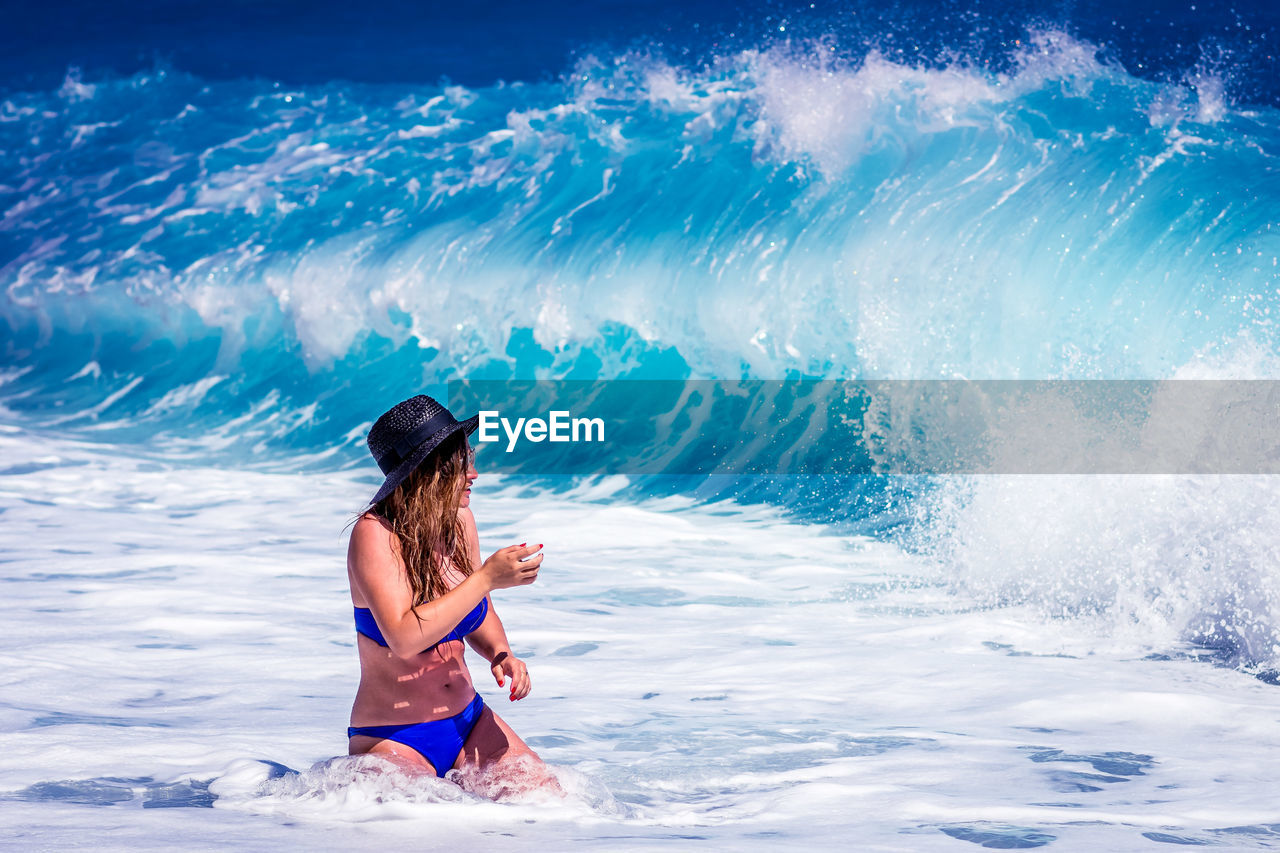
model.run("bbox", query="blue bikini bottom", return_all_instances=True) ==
[348,693,486,777]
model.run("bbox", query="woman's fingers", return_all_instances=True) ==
[493,659,531,699]
[483,544,543,589]
[509,663,531,700]
[518,552,542,584]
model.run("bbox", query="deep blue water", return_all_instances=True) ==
[5,1,1279,103]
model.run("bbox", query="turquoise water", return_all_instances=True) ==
[3,32,1277,453]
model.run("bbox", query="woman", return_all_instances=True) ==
[345,394,557,793]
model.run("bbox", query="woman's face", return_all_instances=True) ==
[458,443,478,508]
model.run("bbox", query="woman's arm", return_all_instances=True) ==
[459,507,537,701]
[465,599,512,665]
[348,514,538,661]
[460,506,512,661]
[469,603,533,701]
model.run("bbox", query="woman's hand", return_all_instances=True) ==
[491,652,532,701]
[481,543,543,591]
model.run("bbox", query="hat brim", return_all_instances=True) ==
[368,414,479,507]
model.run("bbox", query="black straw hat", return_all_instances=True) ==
[365,395,479,506]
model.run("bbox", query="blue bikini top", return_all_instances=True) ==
[353,597,488,652]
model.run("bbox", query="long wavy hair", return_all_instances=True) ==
[365,430,475,606]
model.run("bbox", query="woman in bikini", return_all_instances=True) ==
[345,394,557,793]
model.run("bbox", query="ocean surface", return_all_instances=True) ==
[2,0,1280,849]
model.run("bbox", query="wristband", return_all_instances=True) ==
[491,651,509,667]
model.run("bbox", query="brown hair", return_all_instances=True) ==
[366,430,476,606]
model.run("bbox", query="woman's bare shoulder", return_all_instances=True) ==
[349,512,398,560]
[352,510,390,534]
